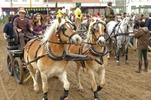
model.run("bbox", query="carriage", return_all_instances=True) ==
[4,16,109,100]
[6,29,34,84]
[5,24,88,85]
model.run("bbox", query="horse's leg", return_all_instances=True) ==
[97,65,105,92]
[75,63,83,91]
[87,69,99,100]
[116,44,121,66]
[59,71,70,100]
[26,64,40,93]
[107,39,111,59]
[125,45,129,65]
[41,72,49,100]
[113,39,117,59]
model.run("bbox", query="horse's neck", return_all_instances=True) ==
[93,44,104,52]
[88,40,104,52]
[118,20,127,33]
[49,34,65,55]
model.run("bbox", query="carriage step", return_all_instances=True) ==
[8,50,23,54]
[7,46,18,50]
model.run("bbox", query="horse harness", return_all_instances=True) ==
[25,22,90,65]
[78,20,108,68]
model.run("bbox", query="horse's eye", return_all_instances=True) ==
[91,28,95,33]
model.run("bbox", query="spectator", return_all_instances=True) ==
[74,4,82,30]
[122,12,127,19]
[62,6,66,18]
[13,9,33,49]
[146,13,151,31]
[146,13,151,50]
[104,2,115,23]
[134,21,150,73]
[33,19,47,37]
[3,14,14,41]
[11,7,25,25]
[33,13,44,25]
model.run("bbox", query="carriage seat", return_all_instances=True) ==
[6,29,19,50]
[6,29,31,50]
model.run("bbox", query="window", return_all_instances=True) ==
[23,0,27,2]
[13,0,18,2]
[35,0,39,2]
[5,0,9,2]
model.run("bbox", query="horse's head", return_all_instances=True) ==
[42,18,82,44]
[122,17,134,33]
[87,18,106,46]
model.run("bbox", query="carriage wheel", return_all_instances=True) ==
[7,53,14,76]
[13,57,23,84]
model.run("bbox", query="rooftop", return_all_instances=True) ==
[44,0,100,2]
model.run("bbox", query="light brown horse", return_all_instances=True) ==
[24,18,82,100]
[67,17,108,100]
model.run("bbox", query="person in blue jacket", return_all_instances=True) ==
[145,13,151,49]
[3,14,14,41]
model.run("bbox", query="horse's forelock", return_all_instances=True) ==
[87,18,105,41]
[42,18,66,43]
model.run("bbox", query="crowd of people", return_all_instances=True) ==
[2,2,151,73]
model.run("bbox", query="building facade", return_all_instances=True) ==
[0,0,116,15]
[126,0,151,15]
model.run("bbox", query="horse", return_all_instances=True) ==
[67,17,108,100]
[24,17,83,100]
[106,16,134,66]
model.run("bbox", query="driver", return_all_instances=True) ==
[13,9,34,49]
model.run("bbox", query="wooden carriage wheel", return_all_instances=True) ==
[13,57,23,84]
[7,53,14,76]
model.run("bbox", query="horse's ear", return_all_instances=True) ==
[58,17,61,23]
[101,16,105,21]
[91,17,95,22]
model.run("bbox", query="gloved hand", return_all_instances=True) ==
[129,34,134,37]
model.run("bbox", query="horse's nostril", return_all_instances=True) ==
[76,38,79,42]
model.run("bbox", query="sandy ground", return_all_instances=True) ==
[0,24,151,100]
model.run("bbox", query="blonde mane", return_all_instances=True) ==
[86,17,105,42]
[42,18,66,43]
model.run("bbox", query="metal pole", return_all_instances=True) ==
[47,0,48,16]
[30,0,32,8]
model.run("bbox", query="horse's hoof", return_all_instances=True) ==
[34,87,40,94]
[42,98,48,100]
[116,61,120,66]
[34,89,40,94]
[77,88,84,91]
[125,61,129,65]
[64,97,68,100]
[94,98,100,100]
[60,96,68,100]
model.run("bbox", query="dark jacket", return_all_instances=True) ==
[134,27,150,50]
[104,6,115,23]
[11,14,19,26]
[145,18,151,31]
[3,22,14,39]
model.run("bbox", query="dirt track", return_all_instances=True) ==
[0,24,151,100]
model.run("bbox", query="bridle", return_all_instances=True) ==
[90,20,106,43]
[56,21,77,44]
